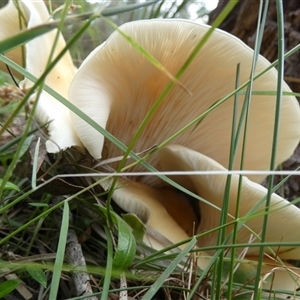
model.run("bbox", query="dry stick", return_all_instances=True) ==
[119,272,128,300]
[53,196,97,300]
[65,227,96,298]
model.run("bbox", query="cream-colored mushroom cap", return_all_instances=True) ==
[21,0,81,153]
[0,1,26,74]
[159,145,300,260]
[69,19,300,185]
[0,0,82,152]
[110,177,210,269]
[109,172,300,294]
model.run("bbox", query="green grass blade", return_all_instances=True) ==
[221,64,242,299]
[0,0,159,54]
[0,23,57,54]
[102,0,159,17]
[142,237,197,300]
[216,1,268,297]
[101,225,114,300]
[253,0,285,297]
[0,280,20,298]
[150,0,166,18]
[49,200,69,299]
[0,123,49,153]
[0,179,19,192]
[101,16,186,89]
[169,0,189,18]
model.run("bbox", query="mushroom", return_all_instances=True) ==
[68,19,300,186]
[0,0,81,152]
[159,145,300,260]
[66,23,300,283]
[110,145,300,294]
[105,144,300,295]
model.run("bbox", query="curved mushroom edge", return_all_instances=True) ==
[159,144,300,260]
[68,19,300,185]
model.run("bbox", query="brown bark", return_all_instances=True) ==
[209,0,300,201]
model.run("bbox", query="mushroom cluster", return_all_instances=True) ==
[1,0,300,295]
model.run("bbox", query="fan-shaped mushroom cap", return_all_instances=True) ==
[0,0,82,152]
[69,19,300,185]
[159,145,300,260]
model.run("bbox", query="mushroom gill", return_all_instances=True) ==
[69,19,300,185]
